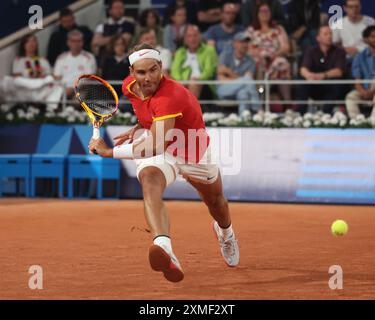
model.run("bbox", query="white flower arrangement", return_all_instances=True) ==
[1,104,375,128]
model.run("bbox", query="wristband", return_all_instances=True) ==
[113,143,134,159]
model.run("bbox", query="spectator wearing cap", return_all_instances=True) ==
[171,25,218,99]
[216,32,260,115]
[47,7,93,65]
[296,25,347,114]
[346,25,375,120]
[204,3,244,55]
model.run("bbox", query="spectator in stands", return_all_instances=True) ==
[288,0,322,54]
[138,28,172,76]
[216,32,260,115]
[101,35,129,96]
[91,0,135,57]
[164,0,198,26]
[246,1,291,104]
[296,25,347,114]
[196,0,224,32]
[13,34,52,78]
[346,25,375,120]
[47,7,93,65]
[332,0,375,59]
[171,25,218,98]
[11,34,62,111]
[133,8,164,47]
[241,0,285,28]
[163,6,188,53]
[204,3,244,55]
[54,30,97,98]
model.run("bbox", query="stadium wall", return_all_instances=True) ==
[1,124,374,205]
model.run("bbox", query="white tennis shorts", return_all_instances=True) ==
[135,145,219,186]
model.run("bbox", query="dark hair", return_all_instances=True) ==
[363,25,375,38]
[138,27,157,39]
[252,1,276,30]
[170,5,186,17]
[108,34,128,56]
[59,7,73,18]
[18,34,38,57]
[317,23,331,34]
[109,0,124,9]
[139,8,161,28]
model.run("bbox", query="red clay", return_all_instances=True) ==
[0,199,374,299]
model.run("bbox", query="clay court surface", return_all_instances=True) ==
[0,199,374,300]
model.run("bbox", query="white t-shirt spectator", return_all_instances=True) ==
[53,50,97,87]
[182,52,201,79]
[332,15,375,52]
[12,57,51,78]
[156,45,172,71]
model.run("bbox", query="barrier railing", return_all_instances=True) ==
[2,78,374,113]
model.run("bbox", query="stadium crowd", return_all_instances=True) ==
[8,0,375,119]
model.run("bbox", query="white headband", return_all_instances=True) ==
[128,49,161,66]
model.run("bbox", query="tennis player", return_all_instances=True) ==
[89,43,239,282]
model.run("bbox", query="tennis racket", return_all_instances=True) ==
[74,74,119,153]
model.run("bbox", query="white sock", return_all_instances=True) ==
[218,223,234,240]
[153,235,172,253]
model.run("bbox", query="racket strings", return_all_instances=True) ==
[77,78,117,116]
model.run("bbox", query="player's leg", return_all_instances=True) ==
[187,172,240,267]
[187,171,231,228]
[137,165,184,282]
[138,166,169,238]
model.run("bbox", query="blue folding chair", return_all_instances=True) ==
[0,154,31,197]
[30,154,65,197]
[67,155,121,199]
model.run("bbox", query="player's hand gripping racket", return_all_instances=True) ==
[74,74,119,154]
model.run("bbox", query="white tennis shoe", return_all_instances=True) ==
[213,221,240,267]
[149,244,184,282]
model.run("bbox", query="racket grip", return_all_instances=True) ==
[90,127,100,155]
[92,127,100,140]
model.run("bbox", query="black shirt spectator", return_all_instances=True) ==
[296,25,347,114]
[47,7,93,65]
[92,0,135,59]
[289,0,322,52]
[101,35,129,96]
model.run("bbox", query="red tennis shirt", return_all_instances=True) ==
[122,75,210,163]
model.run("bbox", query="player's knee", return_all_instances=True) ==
[139,168,165,196]
[204,194,228,210]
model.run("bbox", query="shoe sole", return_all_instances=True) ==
[149,245,184,282]
[212,221,238,268]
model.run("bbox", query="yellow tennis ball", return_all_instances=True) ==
[331,220,348,236]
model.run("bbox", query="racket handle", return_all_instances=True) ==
[90,127,100,155]
[92,127,100,140]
